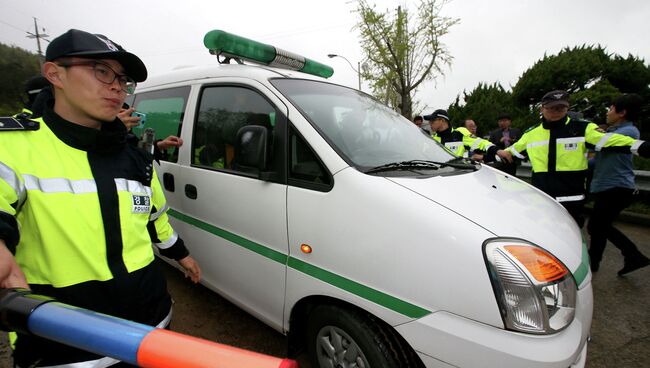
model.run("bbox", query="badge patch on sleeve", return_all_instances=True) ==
[132,194,151,213]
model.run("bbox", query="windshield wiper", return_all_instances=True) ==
[444,156,481,170]
[365,159,478,174]
[365,160,440,174]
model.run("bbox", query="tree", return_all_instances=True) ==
[0,42,41,115]
[511,45,650,139]
[511,45,611,109]
[447,82,527,136]
[355,0,458,119]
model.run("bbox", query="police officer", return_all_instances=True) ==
[19,75,50,116]
[0,29,201,367]
[424,109,498,161]
[497,90,650,227]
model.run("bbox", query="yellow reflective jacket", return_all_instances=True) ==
[0,111,187,343]
[432,126,496,158]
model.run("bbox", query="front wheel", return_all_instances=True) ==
[306,305,422,368]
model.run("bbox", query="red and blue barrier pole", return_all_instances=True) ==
[0,288,298,368]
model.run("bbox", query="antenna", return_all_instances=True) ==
[26,17,49,67]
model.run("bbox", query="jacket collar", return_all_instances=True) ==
[43,102,127,153]
[541,115,569,130]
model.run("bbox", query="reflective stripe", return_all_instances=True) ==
[556,194,585,203]
[19,176,152,197]
[631,140,644,155]
[594,133,612,151]
[156,231,178,249]
[470,138,486,151]
[114,178,152,197]
[0,161,26,205]
[557,137,585,145]
[527,140,549,149]
[23,175,97,194]
[149,203,169,221]
[29,308,172,368]
[509,146,526,159]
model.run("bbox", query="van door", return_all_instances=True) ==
[175,83,289,330]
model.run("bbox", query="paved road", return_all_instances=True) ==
[2,221,648,367]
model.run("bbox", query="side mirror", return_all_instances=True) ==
[235,125,268,173]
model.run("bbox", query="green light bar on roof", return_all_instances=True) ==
[203,29,334,79]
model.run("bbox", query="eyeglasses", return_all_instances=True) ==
[56,60,137,94]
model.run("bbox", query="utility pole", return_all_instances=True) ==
[26,17,49,67]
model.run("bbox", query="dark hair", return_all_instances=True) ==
[496,113,512,121]
[413,115,423,122]
[612,94,644,121]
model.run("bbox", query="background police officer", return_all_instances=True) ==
[425,109,498,161]
[0,29,201,367]
[497,90,650,227]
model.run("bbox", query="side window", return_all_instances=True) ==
[289,127,332,191]
[131,86,190,163]
[193,86,277,173]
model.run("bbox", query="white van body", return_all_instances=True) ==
[130,63,592,368]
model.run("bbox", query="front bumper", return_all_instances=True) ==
[395,281,593,368]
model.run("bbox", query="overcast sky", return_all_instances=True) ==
[2,0,649,117]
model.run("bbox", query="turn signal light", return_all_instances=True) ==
[300,244,312,254]
[505,245,568,282]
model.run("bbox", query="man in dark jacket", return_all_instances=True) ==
[488,113,521,175]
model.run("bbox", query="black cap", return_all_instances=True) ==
[423,109,449,121]
[46,29,147,82]
[541,90,570,107]
[24,75,50,97]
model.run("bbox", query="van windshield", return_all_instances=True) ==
[271,79,458,173]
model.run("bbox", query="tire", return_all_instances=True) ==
[306,305,422,368]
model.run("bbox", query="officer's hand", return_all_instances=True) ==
[117,108,140,130]
[178,256,201,283]
[637,141,650,158]
[497,150,513,163]
[471,153,484,162]
[0,241,29,289]
[157,136,183,151]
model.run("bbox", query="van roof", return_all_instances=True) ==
[137,62,327,90]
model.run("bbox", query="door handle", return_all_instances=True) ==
[162,173,175,192]
[185,184,198,200]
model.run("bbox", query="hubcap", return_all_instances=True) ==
[315,325,369,368]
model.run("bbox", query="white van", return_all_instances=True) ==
[128,30,592,368]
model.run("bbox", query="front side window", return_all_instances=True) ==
[289,127,332,191]
[193,86,277,174]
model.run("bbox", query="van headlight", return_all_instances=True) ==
[484,239,576,334]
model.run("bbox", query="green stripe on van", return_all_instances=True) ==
[288,257,430,318]
[572,237,590,287]
[167,208,431,319]
[168,208,287,264]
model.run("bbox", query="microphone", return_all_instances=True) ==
[139,128,155,155]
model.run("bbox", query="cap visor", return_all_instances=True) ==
[543,100,569,108]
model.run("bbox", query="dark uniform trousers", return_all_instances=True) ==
[586,187,640,266]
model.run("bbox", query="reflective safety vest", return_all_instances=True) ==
[432,126,495,157]
[0,116,181,288]
[506,116,642,201]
